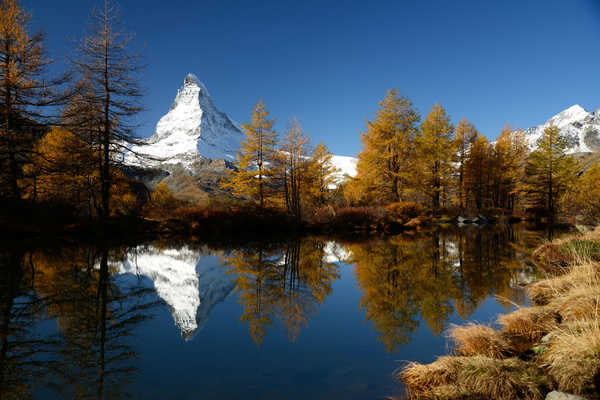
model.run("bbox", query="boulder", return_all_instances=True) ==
[545,391,588,400]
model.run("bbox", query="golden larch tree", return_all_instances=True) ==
[464,135,492,210]
[453,118,478,209]
[522,123,577,220]
[306,141,338,206]
[349,89,419,204]
[223,100,277,210]
[415,103,455,211]
[0,0,66,199]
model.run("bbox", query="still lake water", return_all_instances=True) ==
[0,224,558,399]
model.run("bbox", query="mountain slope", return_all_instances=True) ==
[525,104,600,153]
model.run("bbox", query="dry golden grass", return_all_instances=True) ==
[497,306,559,342]
[448,323,510,358]
[541,320,600,395]
[399,356,549,400]
[551,285,600,322]
[528,261,600,306]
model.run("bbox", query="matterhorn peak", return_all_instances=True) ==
[126,73,243,165]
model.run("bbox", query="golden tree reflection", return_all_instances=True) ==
[349,225,549,353]
[224,238,339,345]
[0,243,158,399]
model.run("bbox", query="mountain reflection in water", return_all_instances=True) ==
[0,224,559,399]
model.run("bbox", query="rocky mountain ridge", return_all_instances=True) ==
[525,104,600,153]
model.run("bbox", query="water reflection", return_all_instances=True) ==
[0,244,157,399]
[349,225,542,352]
[0,224,558,398]
[224,239,340,344]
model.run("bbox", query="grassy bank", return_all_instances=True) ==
[398,227,600,400]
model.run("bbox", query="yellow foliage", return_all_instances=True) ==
[561,161,600,224]
[351,89,420,204]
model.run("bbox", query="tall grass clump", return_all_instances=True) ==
[399,356,549,400]
[448,323,510,358]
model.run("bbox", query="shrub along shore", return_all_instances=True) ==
[398,227,600,400]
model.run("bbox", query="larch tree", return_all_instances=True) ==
[222,100,277,210]
[415,103,454,211]
[464,135,492,210]
[25,127,96,212]
[453,118,478,210]
[350,89,419,204]
[522,123,577,220]
[561,161,600,224]
[0,0,67,199]
[70,0,144,221]
[306,141,338,206]
[277,118,310,220]
[493,125,528,210]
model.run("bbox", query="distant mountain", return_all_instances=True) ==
[525,104,600,153]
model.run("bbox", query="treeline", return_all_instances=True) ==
[0,0,145,227]
[345,90,599,224]
[223,90,600,228]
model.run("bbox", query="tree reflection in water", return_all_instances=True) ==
[350,225,548,353]
[224,238,340,345]
[0,243,157,399]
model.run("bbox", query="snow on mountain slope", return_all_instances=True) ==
[126,74,243,167]
[331,155,358,183]
[115,246,235,340]
[525,104,600,153]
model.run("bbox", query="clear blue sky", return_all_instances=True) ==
[27,0,600,157]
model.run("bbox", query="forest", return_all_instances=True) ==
[1,0,599,239]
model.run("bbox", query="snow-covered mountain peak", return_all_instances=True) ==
[126,74,244,166]
[525,104,600,154]
[548,104,588,127]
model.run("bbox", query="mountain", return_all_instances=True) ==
[123,74,357,192]
[126,74,244,168]
[115,245,236,341]
[524,104,600,153]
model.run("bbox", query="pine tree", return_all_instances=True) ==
[453,118,478,209]
[415,103,454,211]
[70,0,143,220]
[222,100,277,209]
[349,89,419,204]
[0,0,66,199]
[522,123,577,221]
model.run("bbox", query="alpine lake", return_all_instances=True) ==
[0,223,565,399]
